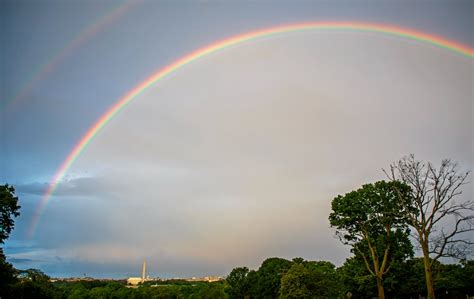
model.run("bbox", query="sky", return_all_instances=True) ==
[1,0,473,278]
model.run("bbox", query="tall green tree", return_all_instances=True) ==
[383,257,426,297]
[386,155,473,299]
[226,267,252,299]
[0,184,21,298]
[337,256,378,297]
[280,259,340,298]
[329,181,413,299]
[304,261,340,297]
[279,263,313,299]
[255,257,293,298]
[11,269,57,299]
[0,184,20,244]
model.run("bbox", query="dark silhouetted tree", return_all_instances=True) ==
[0,184,21,298]
[0,184,20,244]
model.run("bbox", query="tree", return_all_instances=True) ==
[329,181,413,299]
[459,259,474,295]
[194,282,229,299]
[0,184,21,297]
[255,257,293,298]
[337,256,378,297]
[0,184,20,244]
[281,259,340,298]
[303,260,340,297]
[89,286,112,299]
[226,267,251,298]
[12,269,57,299]
[0,251,17,298]
[385,155,473,299]
[386,257,427,297]
[279,263,313,299]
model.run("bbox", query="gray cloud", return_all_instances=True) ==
[16,176,113,197]
[15,182,49,196]
[7,258,37,264]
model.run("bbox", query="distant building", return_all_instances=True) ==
[127,260,148,286]
[127,277,142,285]
[185,276,223,282]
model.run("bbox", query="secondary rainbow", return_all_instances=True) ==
[28,21,474,236]
[2,1,140,113]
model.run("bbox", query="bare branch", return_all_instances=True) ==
[387,155,473,280]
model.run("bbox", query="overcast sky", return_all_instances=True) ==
[1,0,473,278]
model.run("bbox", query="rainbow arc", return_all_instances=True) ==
[28,22,474,237]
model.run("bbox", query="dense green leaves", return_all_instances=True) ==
[226,258,341,299]
[329,181,414,299]
[254,257,293,298]
[0,184,20,244]
[226,267,252,298]
[0,184,21,298]
[52,280,229,299]
[329,181,412,245]
[279,263,313,298]
[336,256,377,297]
[279,260,340,298]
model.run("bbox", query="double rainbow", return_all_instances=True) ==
[28,22,474,236]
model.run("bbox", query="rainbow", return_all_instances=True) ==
[27,21,474,236]
[1,1,140,113]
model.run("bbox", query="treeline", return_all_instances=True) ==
[0,269,228,298]
[0,256,473,299]
[226,256,474,299]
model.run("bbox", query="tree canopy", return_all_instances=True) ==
[0,184,21,298]
[329,180,414,299]
[0,184,20,245]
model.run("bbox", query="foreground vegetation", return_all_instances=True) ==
[0,257,473,298]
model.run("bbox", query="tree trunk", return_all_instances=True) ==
[422,242,436,299]
[376,275,385,299]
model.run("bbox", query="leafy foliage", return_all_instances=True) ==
[226,267,252,298]
[254,257,293,298]
[0,184,21,298]
[0,184,20,244]
[336,256,377,297]
[329,181,414,299]
[279,263,313,298]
